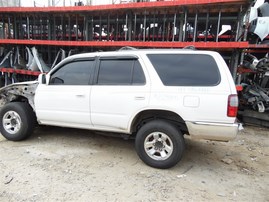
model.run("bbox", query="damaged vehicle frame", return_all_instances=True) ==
[0,49,239,169]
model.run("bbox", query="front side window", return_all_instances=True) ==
[97,59,145,85]
[147,54,220,86]
[50,60,94,85]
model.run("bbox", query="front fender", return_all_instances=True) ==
[0,81,39,111]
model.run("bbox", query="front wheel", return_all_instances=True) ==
[135,120,185,169]
[0,102,35,141]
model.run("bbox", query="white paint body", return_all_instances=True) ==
[34,49,238,141]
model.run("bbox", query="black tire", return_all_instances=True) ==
[135,120,185,169]
[0,102,36,141]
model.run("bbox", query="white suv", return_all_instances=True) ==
[0,49,239,168]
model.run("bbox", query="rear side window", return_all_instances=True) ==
[97,59,145,85]
[147,54,220,86]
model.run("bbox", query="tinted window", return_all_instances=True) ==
[132,61,146,84]
[97,59,145,85]
[147,54,220,86]
[50,60,94,85]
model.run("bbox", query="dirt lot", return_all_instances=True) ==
[0,125,268,202]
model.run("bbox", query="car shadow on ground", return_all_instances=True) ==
[26,125,229,171]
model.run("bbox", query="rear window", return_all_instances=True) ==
[147,54,220,86]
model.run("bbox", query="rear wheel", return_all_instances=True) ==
[135,120,185,169]
[0,102,35,141]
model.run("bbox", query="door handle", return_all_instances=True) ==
[135,96,145,100]
[76,94,85,97]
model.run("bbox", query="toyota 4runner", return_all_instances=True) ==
[0,49,239,168]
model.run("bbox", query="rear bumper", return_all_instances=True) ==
[186,121,239,141]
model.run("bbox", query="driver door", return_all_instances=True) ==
[35,59,95,129]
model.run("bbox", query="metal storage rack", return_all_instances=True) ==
[0,0,266,77]
[1,0,269,126]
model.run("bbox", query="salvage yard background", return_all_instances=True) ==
[0,126,268,201]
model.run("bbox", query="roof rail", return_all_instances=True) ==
[118,46,138,51]
[183,45,196,50]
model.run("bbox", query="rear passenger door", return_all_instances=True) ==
[90,56,150,132]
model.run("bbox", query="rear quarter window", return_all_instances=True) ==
[147,54,220,86]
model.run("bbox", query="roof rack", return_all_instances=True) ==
[183,45,196,50]
[118,46,138,51]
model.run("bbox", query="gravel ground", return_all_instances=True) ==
[0,125,268,202]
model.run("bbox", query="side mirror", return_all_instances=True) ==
[38,73,47,84]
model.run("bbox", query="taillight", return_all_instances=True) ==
[227,94,238,117]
